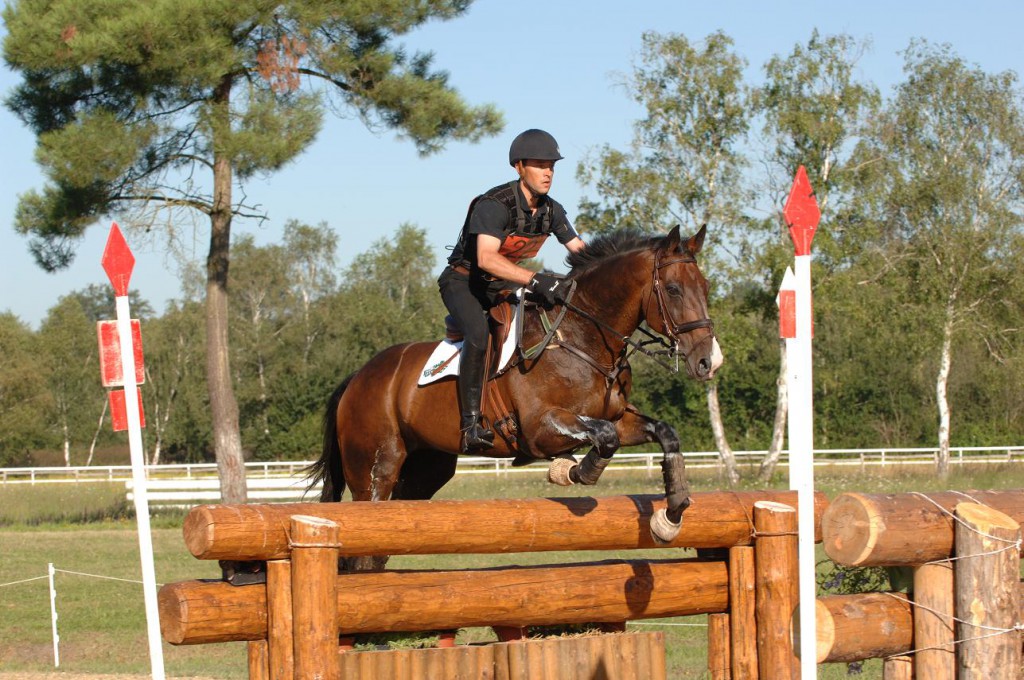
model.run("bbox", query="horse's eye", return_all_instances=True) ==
[665,283,683,297]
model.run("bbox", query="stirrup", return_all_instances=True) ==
[460,419,494,452]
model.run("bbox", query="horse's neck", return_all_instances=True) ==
[564,263,647,354]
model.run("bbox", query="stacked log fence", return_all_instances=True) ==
[818,489,1024,678]
[158,491,826,679]
[158,488,1024,678]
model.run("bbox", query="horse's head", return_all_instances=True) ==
[645,225,723,381]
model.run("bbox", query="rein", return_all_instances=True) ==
[519,250,714,384]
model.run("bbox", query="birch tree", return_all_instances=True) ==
[576,30,751,484]
[851,41,1024,477]
[753,31,879,480]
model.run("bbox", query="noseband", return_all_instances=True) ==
[651,250,714,340]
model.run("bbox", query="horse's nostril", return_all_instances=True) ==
[698,358,711,376]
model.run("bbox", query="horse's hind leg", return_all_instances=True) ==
[340,441,407,572]
[392,449,459,501]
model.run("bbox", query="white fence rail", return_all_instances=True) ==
[4,446,1023,486]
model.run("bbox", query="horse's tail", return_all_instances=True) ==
[306,374,354,502]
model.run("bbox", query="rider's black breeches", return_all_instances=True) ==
[438,268,491,359]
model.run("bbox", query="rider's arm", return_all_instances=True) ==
[564,236,585,254]
[476,234,537,286]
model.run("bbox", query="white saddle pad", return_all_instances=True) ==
[418,301,521,386]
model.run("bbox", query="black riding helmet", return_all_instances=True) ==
[508,129,564,166]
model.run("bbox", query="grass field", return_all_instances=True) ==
[3,462,1024,677]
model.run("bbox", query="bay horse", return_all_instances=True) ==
[307,225,722,567]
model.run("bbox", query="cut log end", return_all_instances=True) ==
[821,492,880,566]
[183,505,217,559]
[955,502,1022,533]
[812,599,834,663]
[158,582,189,645]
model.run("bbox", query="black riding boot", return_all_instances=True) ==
[458,348,494,452]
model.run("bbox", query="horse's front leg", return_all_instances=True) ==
[532,409,621,486]
[615,407,691,544]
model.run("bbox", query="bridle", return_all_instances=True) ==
[521,249,715,384]
[649,249,715,338]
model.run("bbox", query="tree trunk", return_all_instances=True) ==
[935,294,956,479]
[61,403,71,466]
[707,382,739,486]
[759,339,788,482]
[206,76,247,504]
[86,398,108,466]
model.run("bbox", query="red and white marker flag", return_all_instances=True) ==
[97,319,146,430]
[782,166,820,680]
[99,223,165,679]
[777,266,796,340]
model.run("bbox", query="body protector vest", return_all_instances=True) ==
[448,181,560,269]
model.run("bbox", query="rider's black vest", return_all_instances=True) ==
[447,181,560,269]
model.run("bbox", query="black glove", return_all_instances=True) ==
[528,272,568,306]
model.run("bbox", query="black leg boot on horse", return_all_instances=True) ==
[457,345,495,452]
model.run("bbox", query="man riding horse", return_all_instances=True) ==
[438,129,586,453]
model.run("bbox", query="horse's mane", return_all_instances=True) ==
[564,229,661,278]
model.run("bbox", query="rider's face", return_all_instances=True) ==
[517,159,556,199]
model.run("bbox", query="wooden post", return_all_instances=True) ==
[708,613,731,679]
[882,655,913,680]
[913,561,955,678]
[266,560,293,680]
[247,640,269,680]
[813,592,912,662]
[754,501,798,680]
[728,546,757,678]
[290,515,340,680]
[954,502,1021,677]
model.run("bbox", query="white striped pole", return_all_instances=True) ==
[783,167,820,680]
[101,223,165,680]
[48,562,59,668]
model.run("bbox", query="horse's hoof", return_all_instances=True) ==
[547,456,577,486]
[649,508,682,545]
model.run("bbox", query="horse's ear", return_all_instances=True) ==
[661,224,683,253]
[686,224,707,255]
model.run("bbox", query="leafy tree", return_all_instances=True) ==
[230,234,291,448]
[141,300,207,464]
[340,223,445,355]
[36,295,103,465]
[281,220,338,373]
[753,31,879,479]
[65,283,155,323]
[576,31,752,483]
[0,314,51,464]
[850,41,1024,476]
[3,0,502,501]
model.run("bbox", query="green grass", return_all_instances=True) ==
[0,482,132,526]
[3,463,1024,677]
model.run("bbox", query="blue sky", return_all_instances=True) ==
[2,1,1021,328]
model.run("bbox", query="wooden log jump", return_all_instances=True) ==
[820,490,1024,677]
[183,491,828,561]
[814,592,913,663]
[162,490,828,679]
[160,557,728,645]
[822,489,1024,566]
